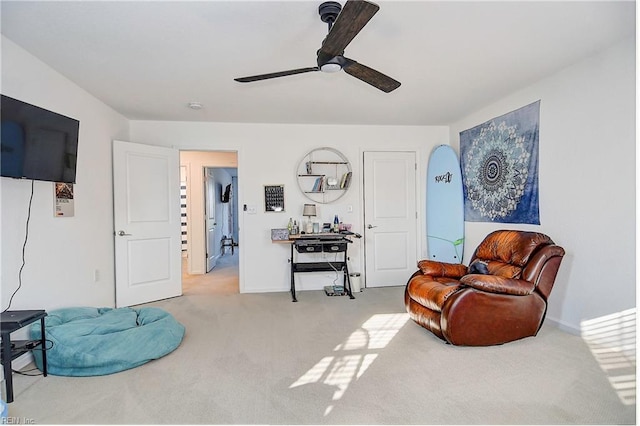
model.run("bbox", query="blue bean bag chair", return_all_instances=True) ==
[30,307,185,376]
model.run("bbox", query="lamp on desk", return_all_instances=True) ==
[303,203,317,234]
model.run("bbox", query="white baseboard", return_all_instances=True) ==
[0,352,34,381]
[545,316,581,336]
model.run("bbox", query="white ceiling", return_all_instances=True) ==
[1,1,635,126]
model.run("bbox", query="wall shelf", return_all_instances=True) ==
[296,147,352,204]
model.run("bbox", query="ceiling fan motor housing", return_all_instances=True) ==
[319,1,342,25]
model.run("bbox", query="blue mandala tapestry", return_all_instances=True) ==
[460,101,540,224]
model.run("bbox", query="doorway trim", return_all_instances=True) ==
[180,150,239,287]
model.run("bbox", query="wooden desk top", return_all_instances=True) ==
[272,232,354,243]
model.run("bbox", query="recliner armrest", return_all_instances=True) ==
[459,274,536,296]
[417,260,467,278]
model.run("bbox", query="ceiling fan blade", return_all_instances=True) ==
[320,0,379,57]
[343,59,401,93]
[234,67,319,83]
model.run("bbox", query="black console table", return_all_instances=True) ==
[0,310,48,403]
[289,234,355,302]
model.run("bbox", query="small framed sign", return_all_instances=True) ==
[54,183,75,217]
[264,184,285,212]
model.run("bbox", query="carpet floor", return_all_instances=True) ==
[6,251,636,424]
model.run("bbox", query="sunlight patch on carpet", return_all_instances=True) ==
[290,313,409,416]
[581,308,636,405]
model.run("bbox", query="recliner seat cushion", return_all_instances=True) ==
[460,274,536,296]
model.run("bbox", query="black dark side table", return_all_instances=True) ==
[0,310,47,403]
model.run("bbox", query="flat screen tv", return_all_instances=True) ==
[1,95,80,183]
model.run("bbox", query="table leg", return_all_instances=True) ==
[1,332,13,403]
[290,243,297,302]
[39,318,47,377]
[344,250,355,299]
[344,257,355,299]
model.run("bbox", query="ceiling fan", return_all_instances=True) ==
[234,0,401,93]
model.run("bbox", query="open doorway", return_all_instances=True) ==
[180,151,239,294]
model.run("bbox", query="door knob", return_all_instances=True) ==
[367,224,377,229]
[117,230,132,236]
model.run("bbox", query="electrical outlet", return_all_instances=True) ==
[347,205,353,213]
[93,269,100,282]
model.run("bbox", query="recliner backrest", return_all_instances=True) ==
[470,230,555,280]
[473,230,554,265]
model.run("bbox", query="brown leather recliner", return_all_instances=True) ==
[404,230,565,346]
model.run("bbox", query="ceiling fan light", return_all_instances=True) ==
[320,63,342,73]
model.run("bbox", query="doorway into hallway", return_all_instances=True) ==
[182,248,239,295]
[180,150,239,294]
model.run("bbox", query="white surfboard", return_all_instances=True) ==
[426,145,465,263]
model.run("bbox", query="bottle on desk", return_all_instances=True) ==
[288,218,293,235]
[333,215,340,232]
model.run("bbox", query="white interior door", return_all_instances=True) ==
[363,151,418,288]
[113,140,182,307]
[205,169,217,272]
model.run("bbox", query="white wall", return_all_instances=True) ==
[1,37,129,317]
[130,122,449,293]
[449,37,636,332]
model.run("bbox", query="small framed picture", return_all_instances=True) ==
[271,228,290,241]
[264,185,285,212]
